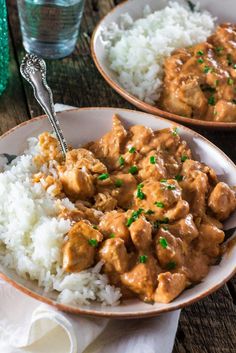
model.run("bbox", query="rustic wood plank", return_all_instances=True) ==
[173,287,236,353]
[0,28,29,134]
[6,1,236,352]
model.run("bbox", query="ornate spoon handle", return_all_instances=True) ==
[20,54,68,158]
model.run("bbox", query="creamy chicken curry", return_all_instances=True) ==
[34,115,236,304]
[160,23,236,122]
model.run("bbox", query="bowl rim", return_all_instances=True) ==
[91,0,236,130]
[0,106,235,318]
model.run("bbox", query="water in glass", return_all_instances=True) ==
[17,0,85,59]
[0,0,9,95]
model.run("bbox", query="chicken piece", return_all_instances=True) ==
[181,159,218,186]
[178,76,208,117]
[111,173,137,209]
[213,100,236,122]
[65,149,107,174]
[59,208,84,223]
[99,238,129,274]
[208,182,236,219]
[163,48,191,82]
[175,140,192,163]
[155,228,185,268]
[160,49,193,117]
[138,151,167,181]
[165,199,189,222]
[208,182,236,220]
[62,233,95,272]
[197,223,225,258]
[126,125,154,153]
[208,23,236,62]
[154,272,187,303]
[99,211,130,243]
[181,170,209,219]
[59,166,95,200]
[129,217,152,251]
[37,132,63,163]
[75,201,103,225]
[94,192,117,212]
[168,214,199,243]
[134,179,182,221]
[62,221,103,272]
[202,214,223,229]
[182,251,210,283]
[161,89,192,118]
[69,220,103,242]
[151,128,182,154]
[88,115,127,170]
[58,148,106,200]
[121,255,158,302]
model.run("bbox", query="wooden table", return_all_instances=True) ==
[1,1,236,352]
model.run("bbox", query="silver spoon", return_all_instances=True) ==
[20,53,68,158]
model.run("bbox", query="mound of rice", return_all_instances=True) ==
[102,1,215,104]
[0,138,121,306]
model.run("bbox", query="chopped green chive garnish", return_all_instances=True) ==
[129,165,138,175]
[126,208,144,227]
[92,225,98,230]
[197,58,204,64]
[232,99,236,104]
[162,226,168,230]
[181,155,188,162]
[166,261,176,270]
[228,78,234,85]
[150,156,156,164]
[208,95,216,106]
[166,184,176,190]
[227,54,233,66]
[119,156,125,166]
[203,66,212,74]
[234,64,236,69]
[160,179,167,183]
[197,50,204,56]
[115,179,123,187]
[109,233,115,238]
[154,201,164,208]
[154,217,169,228]
[98,173,109,180]
[137,183,146,200]
[215,47,224,53]
[159,237,168,249]
[88,239,98,247]
[172,127,178,136]
[215,79,219,86]
[139,255,148,264]
[175,174,183,182]
[129,146,136,154]
[126,218,134,227]
[145,209,155,215]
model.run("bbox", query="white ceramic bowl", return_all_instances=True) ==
[0,108,235,318]
[91,0,236,129]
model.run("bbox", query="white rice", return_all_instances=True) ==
[102,1,215,104]
[0,138,121,306]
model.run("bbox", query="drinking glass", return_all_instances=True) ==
[0,0,9,95]
[16,0,85,59]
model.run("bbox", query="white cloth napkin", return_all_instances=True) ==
[0,104,180,353]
